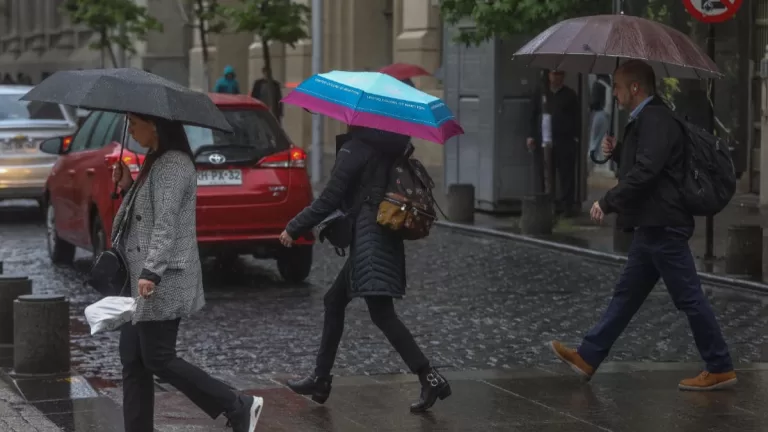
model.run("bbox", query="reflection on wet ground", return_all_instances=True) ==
[6,363,765,431]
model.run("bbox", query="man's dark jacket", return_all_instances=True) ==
[286,127,408,298]
[529,85,581,145]
[251,78,284,119]
[598,96,694,229]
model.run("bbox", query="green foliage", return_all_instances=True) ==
[62,0,162,64]
[221,0,310,46]
[193,0,228,35]
[439,0,612,45]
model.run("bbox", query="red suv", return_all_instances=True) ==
[39,94,315,282]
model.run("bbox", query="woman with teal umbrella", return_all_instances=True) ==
[279,71,461,412]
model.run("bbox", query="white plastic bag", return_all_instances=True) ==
[84,296,136,335]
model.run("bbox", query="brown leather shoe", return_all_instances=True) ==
[678,371,737,391]
[550,341,595,380]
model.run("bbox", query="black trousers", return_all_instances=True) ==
[314,262,430,377]
[552,141,577,208]
[120,319,239,432]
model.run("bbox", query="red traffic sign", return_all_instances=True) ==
[683,0,742,24]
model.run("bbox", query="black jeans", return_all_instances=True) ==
[578,227,733,373]
[315,262,430,377]
[552,142,577,209]
[120,319,239,432]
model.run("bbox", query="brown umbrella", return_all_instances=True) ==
[513,14,721,79]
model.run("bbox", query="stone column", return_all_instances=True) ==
[248,38,285,87]
[393,0,440,90]
[282,17,312,150]
[189,0,251,92]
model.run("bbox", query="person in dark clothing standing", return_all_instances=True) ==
[251,68,284,123]
[550,60,736,391]
[278,126,451,413]
[527,70,581,215]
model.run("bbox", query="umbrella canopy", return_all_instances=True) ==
[282,71,463,144]
[379,63,432,81]
[21,68,233,132]
[513,14,721,79]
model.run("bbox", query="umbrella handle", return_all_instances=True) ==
[111,117,129,200]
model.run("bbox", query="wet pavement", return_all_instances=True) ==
[6,362,765,431]
[3,199,768,382]
[3,199,768,430]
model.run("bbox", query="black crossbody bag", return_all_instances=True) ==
[87,184,140,297]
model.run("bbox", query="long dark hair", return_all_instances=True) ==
[131,113,194,185]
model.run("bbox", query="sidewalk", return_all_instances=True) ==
[0,346,65,432]
[5,361,764,431]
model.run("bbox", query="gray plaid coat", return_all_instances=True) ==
[112,150,205,323]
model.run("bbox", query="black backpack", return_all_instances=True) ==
[670,113,736,216]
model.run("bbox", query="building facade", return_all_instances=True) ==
[0,0,191,89]
[0,0,444,167]
[189,0,445,167]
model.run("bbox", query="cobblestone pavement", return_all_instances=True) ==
[3,200,768,386]
[0,378,61,431]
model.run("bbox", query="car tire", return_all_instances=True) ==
[46,201,76,265]
[91,213,107,258]
[277,245,313,283]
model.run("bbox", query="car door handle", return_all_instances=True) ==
[67,169,76,176]
[85,168,95,176]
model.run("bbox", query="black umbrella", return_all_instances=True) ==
[21,68,233,133]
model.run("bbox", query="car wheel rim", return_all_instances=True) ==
[46,204,56,255]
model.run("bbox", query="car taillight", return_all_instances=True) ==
[105,151,143,173]
[122,154,142,173]
[61,136,73,152]
[256,147,307,168]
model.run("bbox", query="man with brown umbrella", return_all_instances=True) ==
[549,60,736,391]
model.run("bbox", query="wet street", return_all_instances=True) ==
[5,200,768,431]
[3,199,768,384]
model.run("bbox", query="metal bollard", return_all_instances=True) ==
[446,184,475,224]
[13,294,70,376]
[726,225,762,278]
[520,194,554,235]
[0,276,32,345]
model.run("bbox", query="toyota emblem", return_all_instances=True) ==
[208,153,225,164]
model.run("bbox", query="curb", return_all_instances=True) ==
[436,220,768,296]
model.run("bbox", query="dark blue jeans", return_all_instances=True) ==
[578,226,733,373]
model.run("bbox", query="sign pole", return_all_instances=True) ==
[705,23,716,259]
[310,0,324,185]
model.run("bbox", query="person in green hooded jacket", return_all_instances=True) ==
[213,65,241,94]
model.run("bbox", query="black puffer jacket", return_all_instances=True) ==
[286,127,409,298]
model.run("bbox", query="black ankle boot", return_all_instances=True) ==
[410,367,451,413]
[286,375,333,404]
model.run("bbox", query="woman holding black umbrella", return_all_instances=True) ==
[22,68,264,432]
[111,113,263,432]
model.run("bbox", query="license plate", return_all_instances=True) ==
[0,139,37,153]
[197,169,243,186]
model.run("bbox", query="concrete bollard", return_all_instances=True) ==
[726,225,762,278]
[13,294,70,376]
[0,276,32,345]
[520,194,553,235]
[447,184,475,223]
[613,224,634,254]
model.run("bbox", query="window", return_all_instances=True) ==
[0,94,67,121]
[87,112,120,149]
[69,112,102,153]
[126,109,290,158]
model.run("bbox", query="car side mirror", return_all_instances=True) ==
[39,137,63,155]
